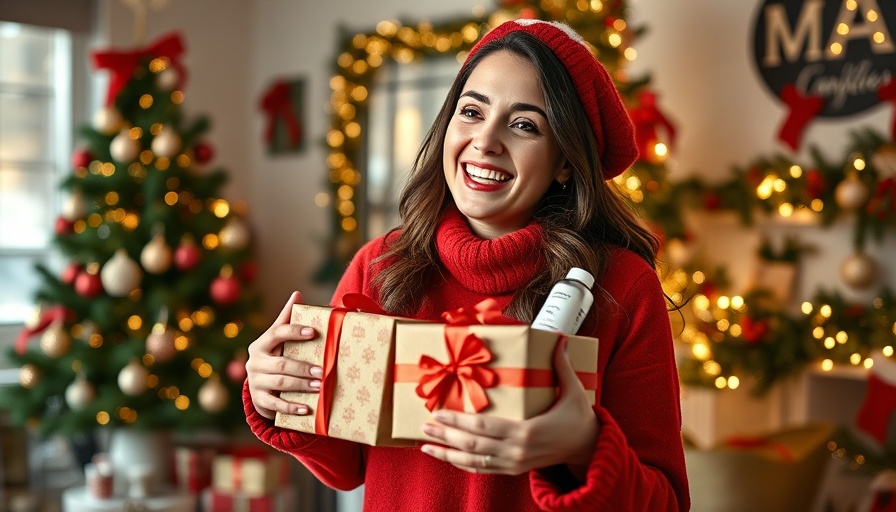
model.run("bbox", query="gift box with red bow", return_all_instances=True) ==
[211,447,290,498]
[204,487,296,512]
[391,299,599,442]
[275,294,416,447]
[172,444,217,494]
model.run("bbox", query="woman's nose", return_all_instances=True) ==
[471,122,504,155]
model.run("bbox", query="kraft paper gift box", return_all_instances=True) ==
[212,447,290,498]
[392,320,599,442]
[275,298,415,447]
[685,422,835,512]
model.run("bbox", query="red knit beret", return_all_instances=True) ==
[463,20,637,180]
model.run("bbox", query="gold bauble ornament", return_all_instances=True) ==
[65,375,96,410]
[146,322,177,362]
[18,364,40,388]
[218,218,250,250]
[40,320,72,358]
[100,248,143,297]
[151,127,182,158]
[61,190,87,221]
[835,175,870,211]
[140,232,173,274]
[117,359,149,396]
[110,129,141,162]
[93,107,123,135]
[198,375,229,413]
[840,252,877,289]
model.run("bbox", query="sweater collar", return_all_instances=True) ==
[435,206,545,295]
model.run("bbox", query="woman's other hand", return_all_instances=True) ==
[420,337,599,477]
[246,291,322,419]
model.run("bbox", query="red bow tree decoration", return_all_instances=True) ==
[879,79,896,142]
[777,84,824,151]
[92,32,187,106]
[260,80,303,150]
[628,90,677,163]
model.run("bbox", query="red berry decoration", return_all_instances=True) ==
[210,266,240,305]
[61,262,83,285]
[54,216,74,235]
[74,270,103,298]
[71,149,94,169]
[193,141,214,164]
[174,238,201,271]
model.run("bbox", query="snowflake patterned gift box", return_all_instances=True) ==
[391,299,599,442]
[275,295,415,447]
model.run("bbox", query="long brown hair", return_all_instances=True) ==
[373,31,659,321]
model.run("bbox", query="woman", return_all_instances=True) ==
[245,20,690,511]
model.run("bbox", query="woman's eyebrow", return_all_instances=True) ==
[460,90,548,118]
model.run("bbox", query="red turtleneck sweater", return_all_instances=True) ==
[244,208,690,511]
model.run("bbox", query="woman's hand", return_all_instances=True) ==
[246,291,322,419]
[419,338,599,477]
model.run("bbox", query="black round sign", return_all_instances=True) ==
[752,0,896,118]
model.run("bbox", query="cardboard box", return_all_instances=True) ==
[392,323,598,442]
[685,423,835,512]
[275,304,413,447]
[212,449,289,498]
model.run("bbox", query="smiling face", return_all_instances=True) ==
[442,50,570,239]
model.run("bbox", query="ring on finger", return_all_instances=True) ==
[481,454,493,470]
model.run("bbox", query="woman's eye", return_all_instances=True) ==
[512,120,538,133]
[459,107,480,118]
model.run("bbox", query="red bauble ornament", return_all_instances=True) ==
[61,262,83,285]
[703,192,722,210]
[210,270,241,306]
[74,271,103,298]
[226,357,248,383]
[71,149,94,169]
[193,141,214,164]
[741,316,769,344]
[174,240,201,271]
[54,216,74,235]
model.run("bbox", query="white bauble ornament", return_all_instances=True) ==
[840,252,877,289]
[151,128,182,158]
[61,190,87,221]
[146,323,177,362]
[218,218,250,250]
[65,375,96,410]
[93,107,124,135]
[110,130,141,163]
[140,233,173,274]
[118,359,149,396]
[155,68,179,91]
[40,320,72,358]
[835,176,870,211]
[101,249,143,297]
[871,145,896,179]
[198,376,229,413]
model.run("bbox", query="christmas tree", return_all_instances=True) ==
[0,32,264,439]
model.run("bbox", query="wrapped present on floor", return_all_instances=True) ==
[212,446,290,498]
[391,299,599,442]
[685,422,835,512]
[172,444,217,494]
[275,294,416,447]
[203,486,296,512]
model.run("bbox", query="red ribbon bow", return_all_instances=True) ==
[260,80,303,148]
[15,305,76,355]
[777,84,824,151]
[416,332,498,413]
[879,79,896,143]
[314,294,388,436]
[414,299,518,413]
[92,32,187,106]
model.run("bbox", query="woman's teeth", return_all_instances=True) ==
[465,164,510,183]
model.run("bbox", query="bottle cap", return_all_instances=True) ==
[566,267,594,289]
